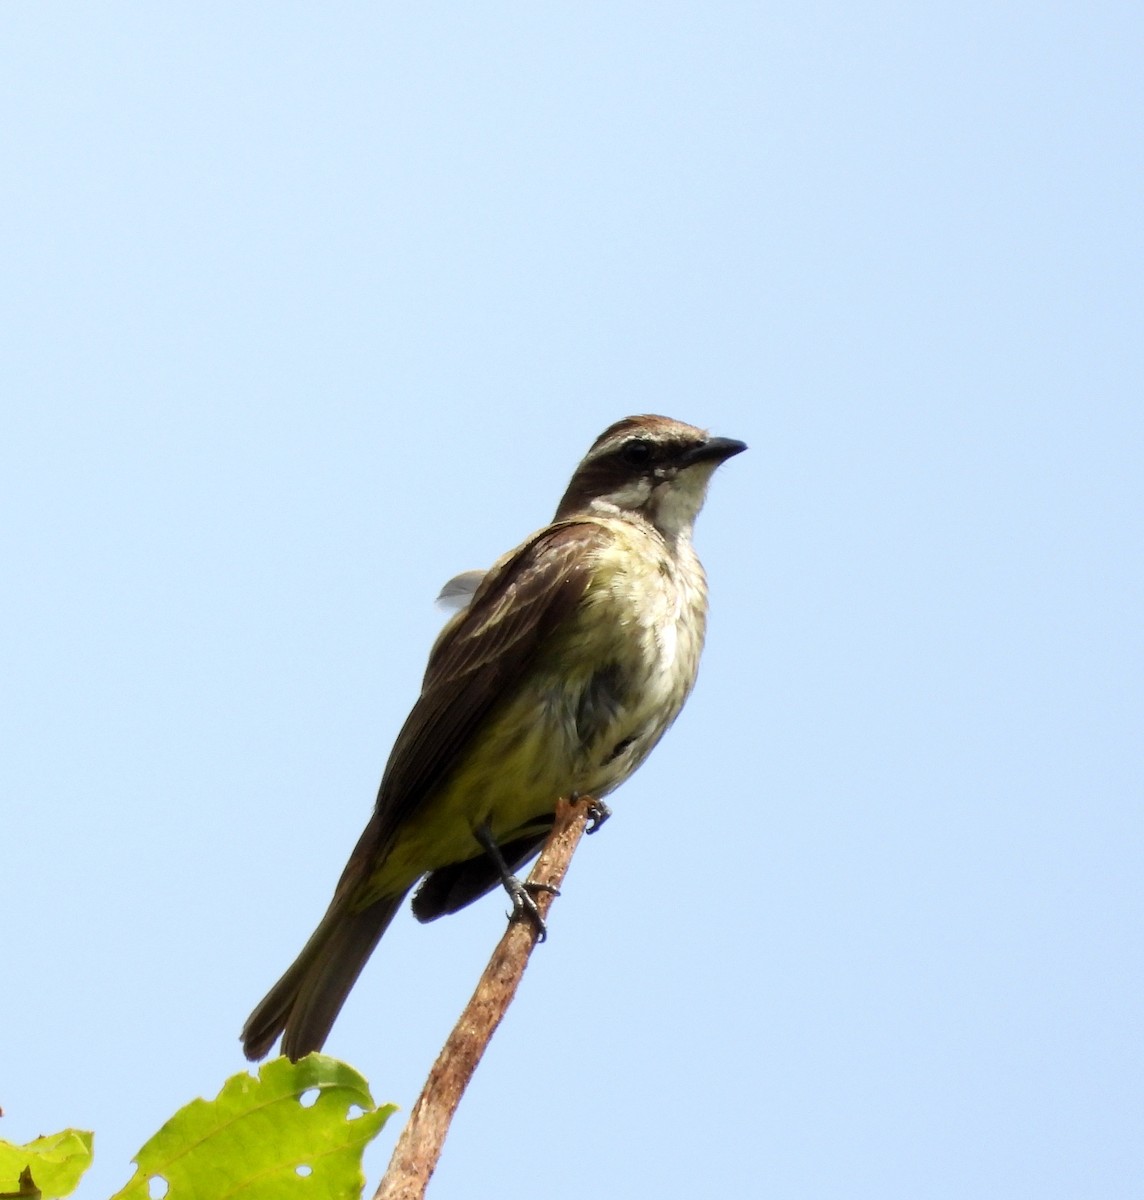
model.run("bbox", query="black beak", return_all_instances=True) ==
[678,436,748,467]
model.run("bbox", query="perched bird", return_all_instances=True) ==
[241,415,745,1061]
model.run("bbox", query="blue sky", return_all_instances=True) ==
[3,4,1141,1197]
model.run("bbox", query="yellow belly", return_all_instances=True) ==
[366,516,708,897]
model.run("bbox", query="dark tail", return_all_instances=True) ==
[241,890,406,1061]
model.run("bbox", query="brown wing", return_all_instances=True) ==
[333,520,606,900]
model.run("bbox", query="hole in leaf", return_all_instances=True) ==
[148,1177,169,1199]
[296,1164,313,1177]
[299,1087,320,1108]
[346,1104,365,1121]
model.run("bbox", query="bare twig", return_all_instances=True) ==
[373,795,595,1200]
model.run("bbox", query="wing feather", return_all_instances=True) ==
[334,520,606,899]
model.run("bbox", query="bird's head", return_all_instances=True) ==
[554,415,746,540]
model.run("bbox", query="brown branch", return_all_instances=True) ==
[373,795,596,1200]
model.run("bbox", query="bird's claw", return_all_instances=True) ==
[586,799,612,834]
[526,881,560,897]
[505,876,551,941]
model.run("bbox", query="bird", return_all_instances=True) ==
[241,414,746,1061]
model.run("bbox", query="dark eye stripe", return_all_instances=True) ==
[620,439,654,466]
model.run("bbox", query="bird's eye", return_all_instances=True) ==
[620,438,654,467]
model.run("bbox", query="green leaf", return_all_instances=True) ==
[111,1055,395,1200]
[0,1129,94,1198]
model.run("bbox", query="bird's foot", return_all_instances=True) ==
[505,877,557,941]
[526,880,561,897]
[586,799,612,834]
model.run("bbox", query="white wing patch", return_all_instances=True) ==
[435,568,487,613]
